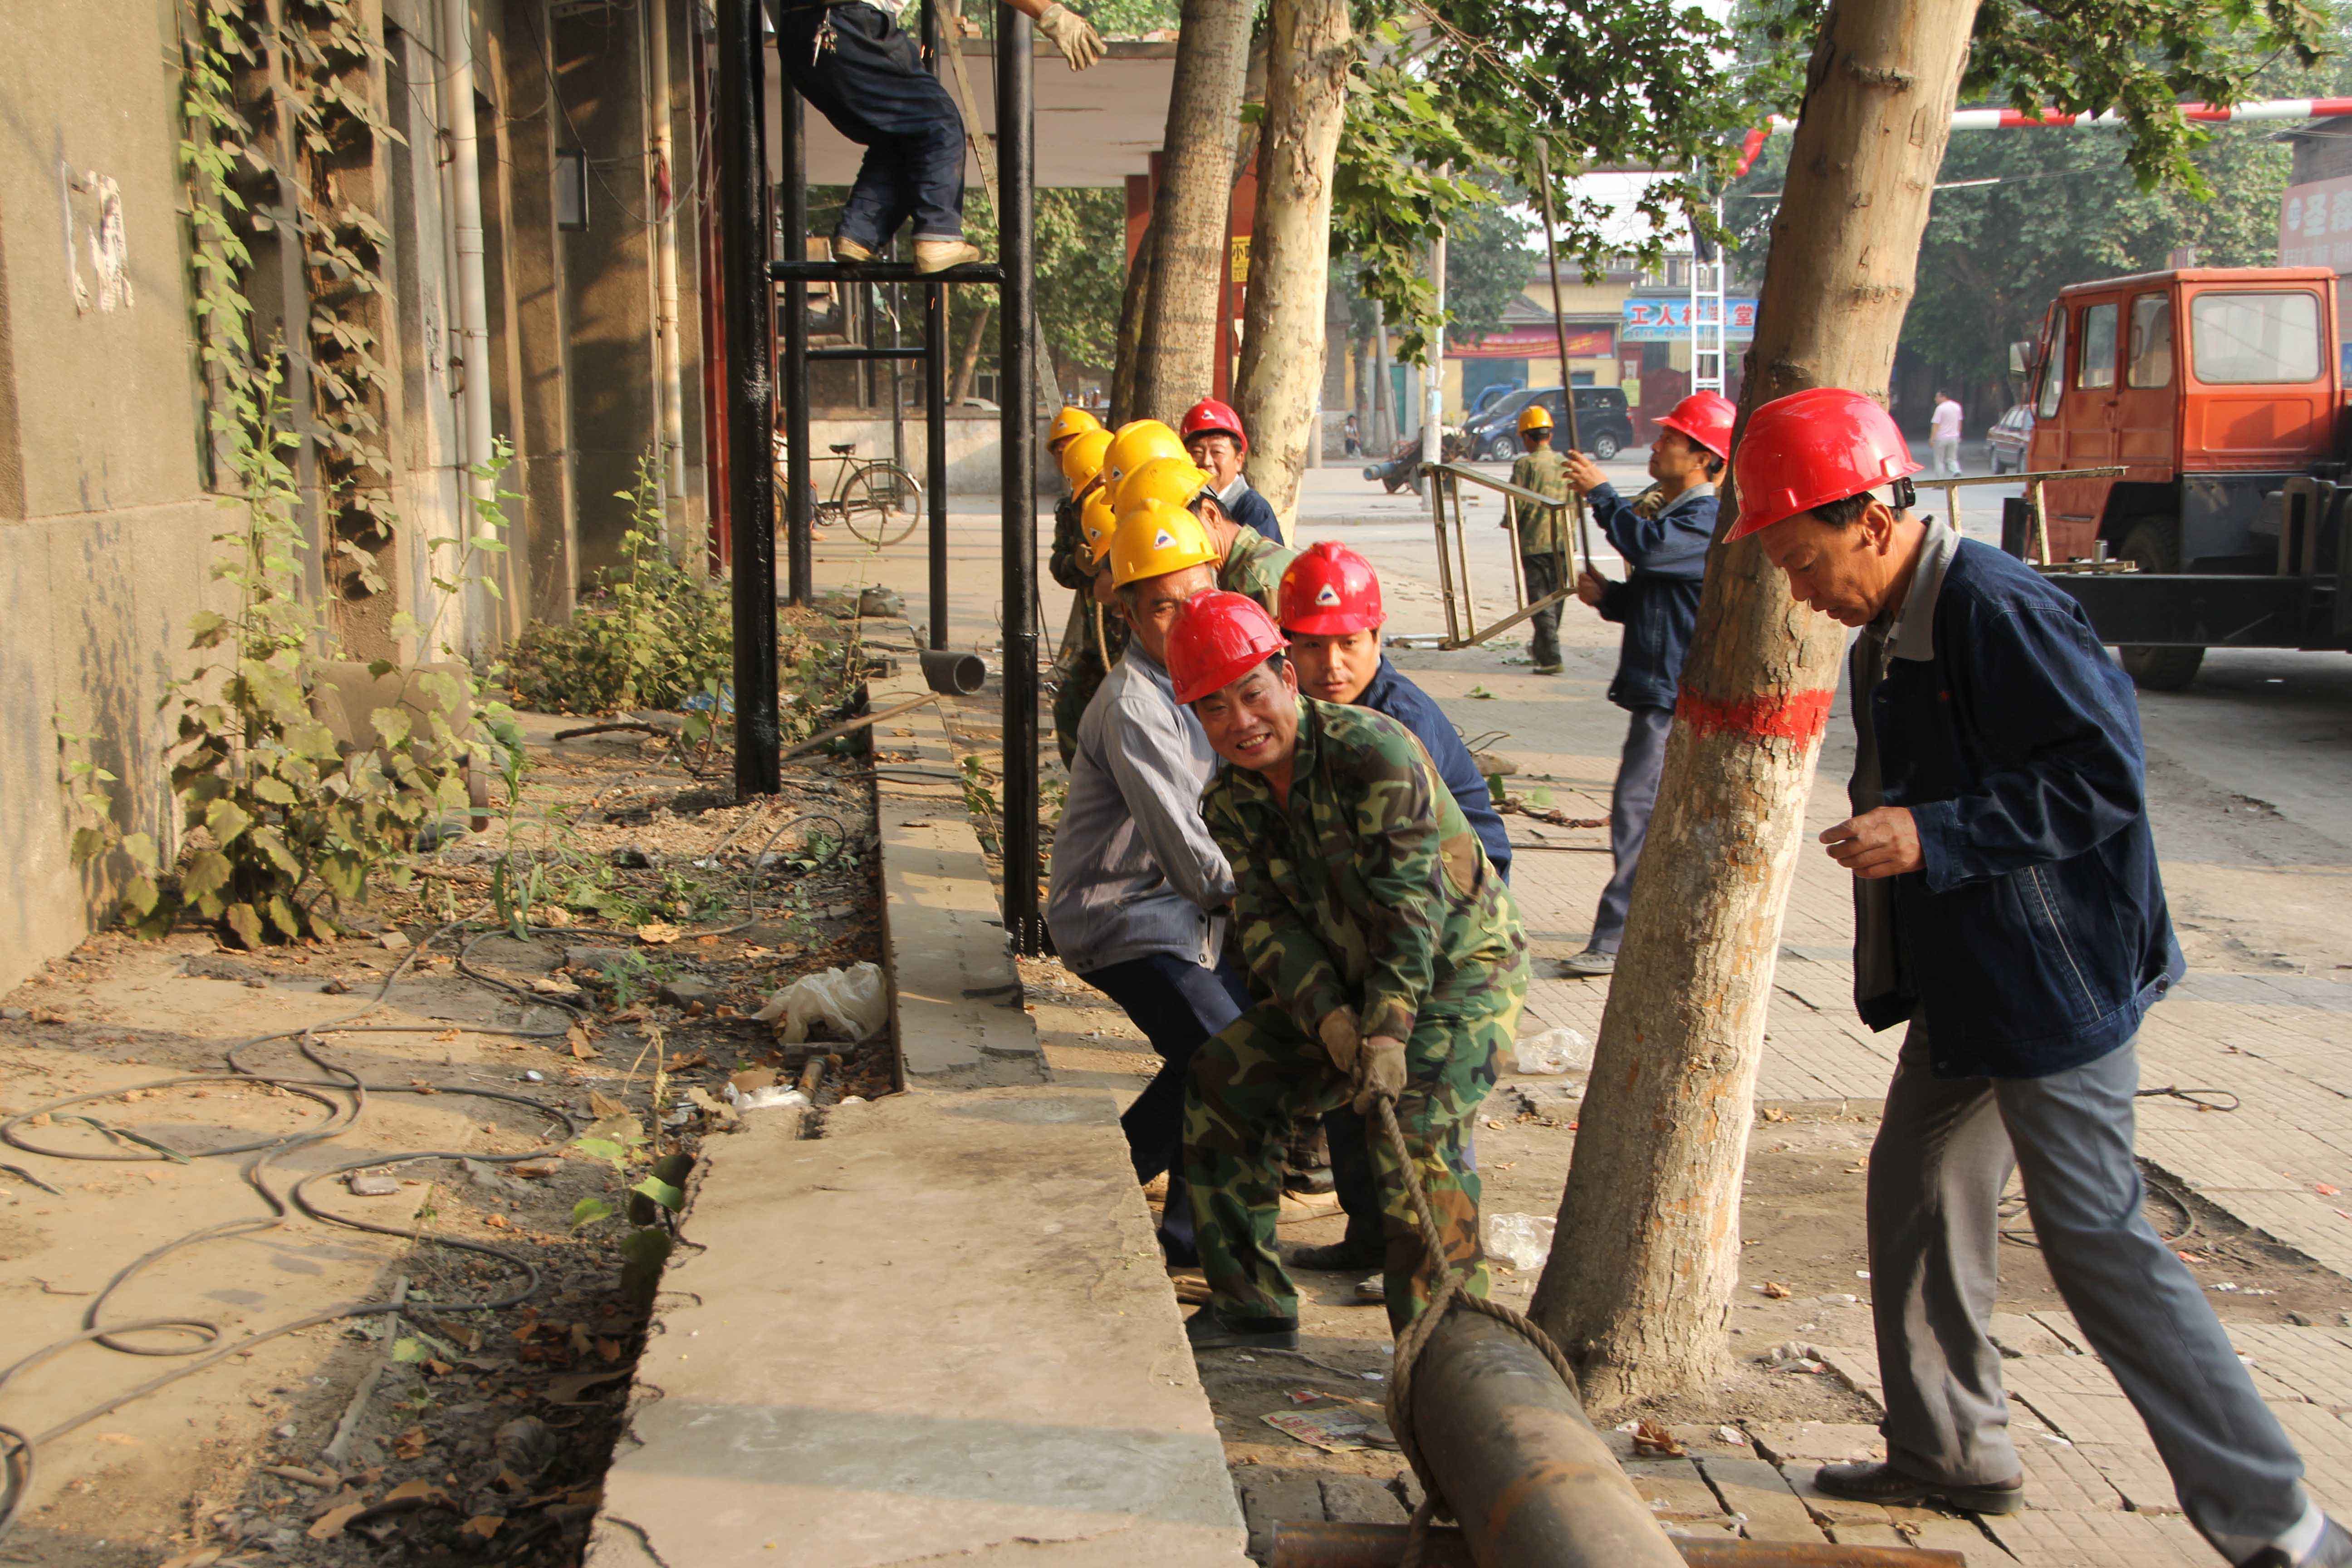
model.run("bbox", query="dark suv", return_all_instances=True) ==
[1466,386,1635,461]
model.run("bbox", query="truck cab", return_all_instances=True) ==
[2022,266,2345,687]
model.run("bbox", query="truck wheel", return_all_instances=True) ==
[2115,518,2206,692]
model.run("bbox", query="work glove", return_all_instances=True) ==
[1351,1035,1408,1116]
[1035,2,1105,69]
[1317,1010,1362,1075]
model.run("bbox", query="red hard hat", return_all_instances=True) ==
[1180,397,1248,452]
[1166,590,1288,705]
[1653,391,1738,461]
[1726,387,1920,541]
[1279,541,1386,636]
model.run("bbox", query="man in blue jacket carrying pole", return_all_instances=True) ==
[1555,391,1734,978]
[1274,542,1511,1292]
[1735,387,2343,1568]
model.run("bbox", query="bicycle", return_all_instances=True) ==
[772,436,923,548]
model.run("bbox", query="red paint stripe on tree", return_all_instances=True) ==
[1673,686,1836,744]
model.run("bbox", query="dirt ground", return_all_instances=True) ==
[0,696,888,1567]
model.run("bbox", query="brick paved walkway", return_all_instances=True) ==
[819,487,2352,1565]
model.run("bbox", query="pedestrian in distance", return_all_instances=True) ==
[1181,397,1285,545]
[1498,404,1571,675]
[1929,387,1964,479]
[1274,543,1512,1303]
[1733,386,2347,1568]
[781,0,1102,274]
[1043,504,1243,1274]
[1343,412,1362,457]
[1554,390,1732,978]
[1166,592,1529,1349]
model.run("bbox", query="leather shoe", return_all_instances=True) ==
[1813,1461,2024,1515]
[1184,1307,1299,1351]
[2240,1518,2352,1568]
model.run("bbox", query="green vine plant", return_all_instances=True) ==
[62,10,514,947]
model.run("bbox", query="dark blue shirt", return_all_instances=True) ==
[1223,481,1284,546]
[1358,658,1511,883]
[1589,482,1715,712]
[1852,532,2182,1077]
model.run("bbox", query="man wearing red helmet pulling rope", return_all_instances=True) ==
[1160,591,1528,1350]
[1181,398,1284,546]
[1734,387,2342,1568]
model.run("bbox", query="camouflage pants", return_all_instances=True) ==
[1184,998,1517,1335]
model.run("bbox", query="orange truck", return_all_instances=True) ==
[2010,265,2349,689]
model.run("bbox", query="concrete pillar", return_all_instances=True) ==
[552,0,662,582]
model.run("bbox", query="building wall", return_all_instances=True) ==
[0,0,232,991]
[0,0,714,990]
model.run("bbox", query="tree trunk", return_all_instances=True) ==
[950,301,994,407]
[1132,0,1252,421]
[1110,224,1155,426]
[1528,0,1981,1414]
[1232,0,1352,522]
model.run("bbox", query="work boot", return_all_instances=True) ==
[1283,1165,1336,1196]
[830,234,873,264]
[1288,1235,1382,1272]
[1532,662,1563,676]
[1558,947,1616,978]
[2241,1518,2352,1568]
[1184,1307,1299,1351]
[915,238,982,274]
[1812,1462,2024,1516]
[1354,1273,1386,1305]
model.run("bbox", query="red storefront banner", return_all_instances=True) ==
[1451,323,1615,360]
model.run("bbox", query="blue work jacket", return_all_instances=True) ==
[1855,538,2184,1077]
[1223,481,1284,546]
[1589,483,1714,712]
[1359,658,1512,883]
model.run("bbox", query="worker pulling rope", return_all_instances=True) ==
[1372,1092,1584,1568]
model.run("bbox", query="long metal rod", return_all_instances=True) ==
[719,0,780,794]
[997,2,1041,953]
[780,89,813,606]
[769,258,1007,283]
[1269,1520,1965,1568]
[1448,472,1480,642]
[1530,139,1596,582]
[1427,466,1461,645]
[921,0,951,651]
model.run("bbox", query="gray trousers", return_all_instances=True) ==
[1588,705,1673,953]
[1870,1022,2308,1562]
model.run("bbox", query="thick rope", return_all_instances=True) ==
[1372,1094,1583,1568]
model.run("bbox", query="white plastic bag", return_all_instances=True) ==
[723,1083,810,1112]
[1484,1212,1556,1272]
[753,961,887,1044]
[1513,1026,1592,1075]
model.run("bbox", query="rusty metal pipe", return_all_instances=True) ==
[1406,1312,1688,1567]
[1269,1520,1966,1568]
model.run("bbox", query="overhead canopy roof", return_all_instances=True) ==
[766,40,1177,191]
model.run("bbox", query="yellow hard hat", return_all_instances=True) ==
[1109,500,1219,588]
[1058,427,1114,493]
[1517,403,1553,435]
[1081,489,1118,565]
[1049,405,1103,451]
[1102,420,1190,502]
[1114,456,1215,516]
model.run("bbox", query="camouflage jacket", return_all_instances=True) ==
[1048,492,1091,593]
[1504,447,1572,555]
[1220,529,1298,617]
[1200,697,1528,1043]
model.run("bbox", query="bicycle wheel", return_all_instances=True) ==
[838,461,922,548]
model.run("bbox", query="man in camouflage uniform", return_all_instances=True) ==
[1500,403,1572,675]
[1164,591,1530,1347]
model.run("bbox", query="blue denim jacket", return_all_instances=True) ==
[1852,535,2183,1077]
[1358,658,1511,883]
[1589,483,1715,712]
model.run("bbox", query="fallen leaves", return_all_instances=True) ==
[1631,1420,1686,1457]
[1760,1280,1793,1299]
[460,1514,505,1540]
[634,921,683,945]
[308,1501,368,1540]
[393,1426,427,1460]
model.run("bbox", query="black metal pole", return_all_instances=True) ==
[780,89,813,606]
[720,0,780,796]
[997,1,1039,951]
[923,0,951,650]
